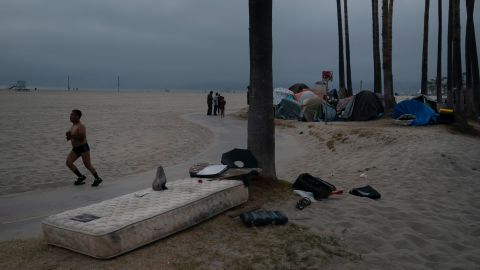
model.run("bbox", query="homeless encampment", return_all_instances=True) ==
[288,83,310,94]
[393,99,439,126]
[336,90,384,121]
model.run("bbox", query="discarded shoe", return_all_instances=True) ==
[349,185,381,199]
[295,197,311,210]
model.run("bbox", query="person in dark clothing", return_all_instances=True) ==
[65,109,103,186]
[207,91,213,115]
[213,92,219,115]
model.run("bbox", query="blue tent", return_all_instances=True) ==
[393,99,439,126]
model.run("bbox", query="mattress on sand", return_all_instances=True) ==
[42,178,248,259]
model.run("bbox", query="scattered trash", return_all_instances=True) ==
[349,185,381,199]
[293,190,316,202]
[134,191,149,197]
[293,173,336,199]
[240,210,288,227]
[295,197,311,210]
[152,166,167,191]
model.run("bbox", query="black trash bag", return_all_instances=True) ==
[240,210,288,227]
[292,173,336,200]
[349,185,381,199]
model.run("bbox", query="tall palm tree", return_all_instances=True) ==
[344,0,353,96]
[447,0,453,107]
[382,0,395,111]
[452,0,467,126]
[466,0,480,117]
[372,0,382,94]
[336,0,346,95]
[421,0,430,95]
[248,0,276,179]
[436,0,443,103]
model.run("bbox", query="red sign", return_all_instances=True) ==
[322,71,333,81]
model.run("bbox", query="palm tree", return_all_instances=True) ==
[465,0,480,117]
[436,0,443,103]
[421,0,430,95]
[336,0,346,96]
[248,0,276,179]
[447,0,453,107]
[452,0,467,126]
[382,0,395,111]
[372,0,382,94]
[344,0,353,96]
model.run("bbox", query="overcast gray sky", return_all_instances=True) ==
[0,0,479,92]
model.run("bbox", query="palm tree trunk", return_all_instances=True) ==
[447,0,454,107]
[466,0,480,117]
[436,0,443,103]
[248,0,276,179]
[421,0,430,95]
[336,0,346,93]
[388,0,395,99]
[344,0,353,96]
[465,0,473,116]
[452,0,466,126]
[372,0,382,94]
[382,0,396,111]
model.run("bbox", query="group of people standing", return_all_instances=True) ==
[207,91,226,118]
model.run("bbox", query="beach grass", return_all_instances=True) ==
[0,179,359,270]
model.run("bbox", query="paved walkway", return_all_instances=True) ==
[0,113,303,240]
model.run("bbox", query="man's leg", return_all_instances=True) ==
[81,151,102,186]
[66,151,86,185]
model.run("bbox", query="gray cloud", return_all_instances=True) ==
[0,0,479,92]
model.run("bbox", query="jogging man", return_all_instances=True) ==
[65,109,103,186]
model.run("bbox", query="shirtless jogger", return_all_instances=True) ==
[66,109,103,186]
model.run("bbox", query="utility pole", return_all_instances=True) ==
[117,76,120,92]
[67,75,70,91]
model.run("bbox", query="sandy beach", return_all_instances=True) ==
[1,89,480,269]
[0,90,246,195]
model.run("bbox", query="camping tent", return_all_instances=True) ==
[273,88,294,106]
[275,98,301,120]
[288,83,310,94]
[302,96,325,122]
[393,99,439,126]
[412,94,438,112]
[348,91,384,121]
[294,90,317,104]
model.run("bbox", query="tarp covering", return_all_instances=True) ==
[349,91,384,121]
[275,98,301,120]
[302,96,324,122]
[273,88,294,106]
[393,99,439,126]
[294,90,317,104]
[289,83,310,94]
[412,94,438,112]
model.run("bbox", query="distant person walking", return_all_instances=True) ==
[65,109,103,186]
[207,91,213,115]
[213,92,219,116]
[219,95,226,118]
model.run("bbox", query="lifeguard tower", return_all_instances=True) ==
[8,80,29,91]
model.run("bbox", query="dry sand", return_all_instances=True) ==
[0,90,245,195]
[270,118,480,269]
[1,89,480,269]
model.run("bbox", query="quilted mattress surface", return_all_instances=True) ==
[42,178,248,258]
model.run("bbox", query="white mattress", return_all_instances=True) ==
[42,178,248,259]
